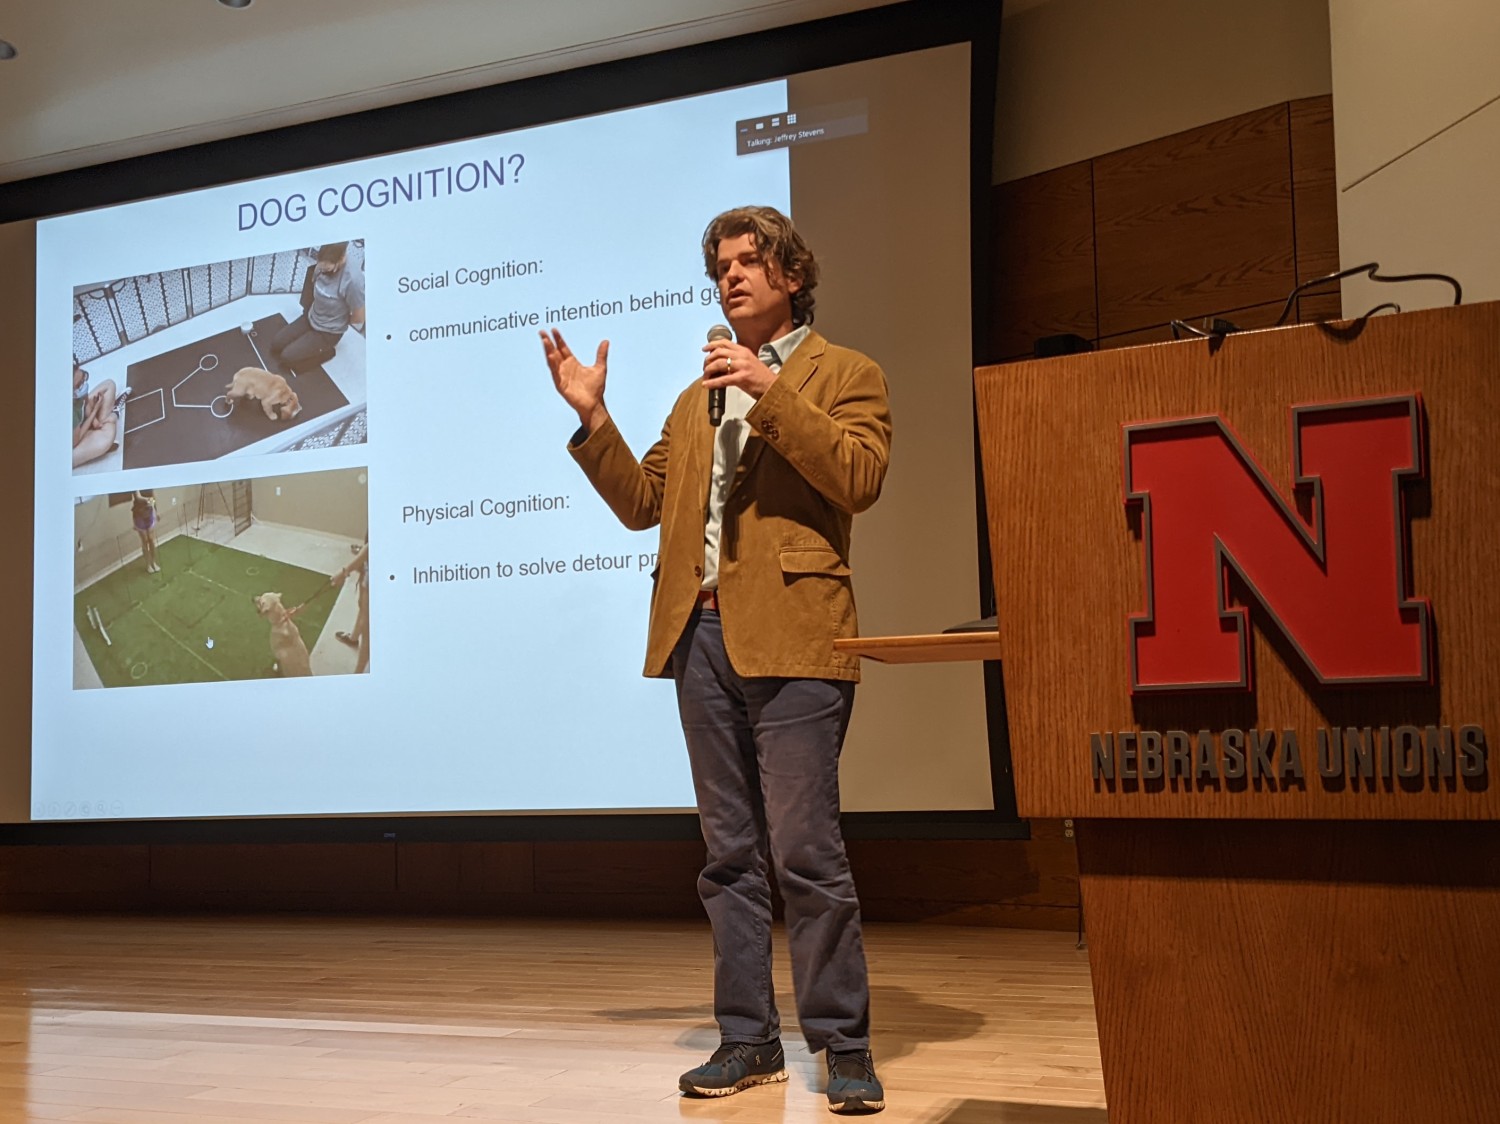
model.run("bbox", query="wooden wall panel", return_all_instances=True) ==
[397,841,535,894]
[1290,94,1340,283]
[0,843,149,895]
[988,99,1341,357]
[461,840,537,894]
[1297,290,1345,322]
[396,840,464,893]
[532,840,704,896]
[1095,296,1350,353]
[850,821,1080,929]
[150,842,396,893]
[1093,104,1297,336]
[0,833,1082,930]
[851,828,1077,909]
[989,160,1097,359]
[1096,299,1288,350]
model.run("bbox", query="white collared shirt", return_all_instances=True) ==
[701,324,810,591]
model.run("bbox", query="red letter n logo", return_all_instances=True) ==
[1123,396,1432,692]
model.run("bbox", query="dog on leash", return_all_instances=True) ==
[253,592,312,676]
[227,366,302,421]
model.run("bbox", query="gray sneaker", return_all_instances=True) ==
[827,1049,884,1113]
[678,1039,787,1097]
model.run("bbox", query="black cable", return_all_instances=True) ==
[1274,262,1461,327]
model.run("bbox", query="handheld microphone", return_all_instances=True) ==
[707,324,732,427]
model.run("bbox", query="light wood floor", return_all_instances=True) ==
[0,915,1106,1124]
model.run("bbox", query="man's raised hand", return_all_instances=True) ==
[540,328,610,433]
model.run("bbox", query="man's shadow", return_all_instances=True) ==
[593,986,1109,1122]
[925,1102,1109,1124]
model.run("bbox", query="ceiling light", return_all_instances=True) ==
[217,0,253,9]
[0,41,17,60]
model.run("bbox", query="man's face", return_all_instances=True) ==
[715,232,798,331]
[316,255,345,275]
[73,365,87,393]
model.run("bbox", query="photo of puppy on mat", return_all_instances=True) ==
[71,240,367,477]
[227,367,302,422]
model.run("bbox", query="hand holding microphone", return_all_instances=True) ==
[705,325,732,426]
[702,325,776,425]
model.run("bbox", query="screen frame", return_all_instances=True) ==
[3,0,1016,842]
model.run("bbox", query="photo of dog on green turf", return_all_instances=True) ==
[253,593,313,677]
[73,467,370,688]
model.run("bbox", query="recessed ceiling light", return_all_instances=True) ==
[217,0,253,9]
[0,41,17,60]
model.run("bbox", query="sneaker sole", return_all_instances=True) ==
[828,1094,885,1113]
[680,1069,788,1097]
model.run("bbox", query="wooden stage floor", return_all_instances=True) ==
[0,915,1105,1124]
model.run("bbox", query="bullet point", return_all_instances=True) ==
[389,574,395,580]
[385,334,392,340]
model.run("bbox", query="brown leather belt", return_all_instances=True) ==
[695,588,720,611]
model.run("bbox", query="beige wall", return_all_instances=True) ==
[250,468,367,541]
[73,484,201,564]
[789,46,991,810]
[1330,0,1500,314]
[74,474,367,574]
[994,0,1332,182]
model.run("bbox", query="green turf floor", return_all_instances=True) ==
[75,534,337,687]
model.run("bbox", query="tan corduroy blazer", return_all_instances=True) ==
[569,330,891,681]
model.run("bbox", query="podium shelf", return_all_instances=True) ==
[833,631,1000,664]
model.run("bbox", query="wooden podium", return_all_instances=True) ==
[965,304,1500,1124]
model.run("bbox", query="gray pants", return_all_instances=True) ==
[270,314,340,370]
[670,607,870,1055]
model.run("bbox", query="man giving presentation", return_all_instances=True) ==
[541,205,892,1114]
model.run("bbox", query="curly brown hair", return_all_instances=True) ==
[701,206,819,327]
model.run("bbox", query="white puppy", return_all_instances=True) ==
[253,592,312,677]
